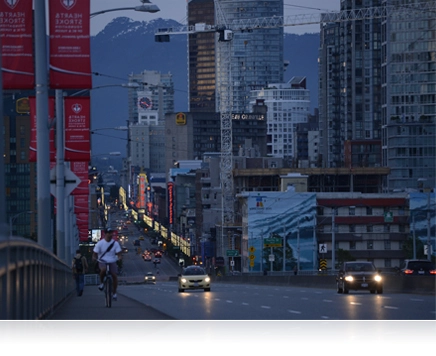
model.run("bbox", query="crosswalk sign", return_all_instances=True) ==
[319,244,327,253]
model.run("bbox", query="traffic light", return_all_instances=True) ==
[192,256,197,265]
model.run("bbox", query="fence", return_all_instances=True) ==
[0,236,75,320]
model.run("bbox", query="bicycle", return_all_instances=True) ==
[98,260,113,308]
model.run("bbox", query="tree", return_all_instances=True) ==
[402,237,426,259]
[336,248,356,268]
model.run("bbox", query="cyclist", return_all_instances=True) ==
[92,227,122,301]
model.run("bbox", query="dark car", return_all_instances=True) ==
[398,259,436,276]
[336,261,383,294]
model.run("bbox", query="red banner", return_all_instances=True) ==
[0,0,34,89]
[74,194,89,241]
[29,97,56,162]
[70,161,89,196]
[64,96,90,161]
[49,0,92,89]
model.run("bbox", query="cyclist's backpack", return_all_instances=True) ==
[74,256,83,273]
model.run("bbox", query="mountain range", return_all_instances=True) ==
[90,17,320,156]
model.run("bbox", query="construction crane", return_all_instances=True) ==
[154,1,436,264]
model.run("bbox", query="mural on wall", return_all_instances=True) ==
[409,192,436,257]
[247,192,317,272]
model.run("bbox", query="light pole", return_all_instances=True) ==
[9,211,33,239]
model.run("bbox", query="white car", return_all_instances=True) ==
[178,266,211,293]
[144,272,156,284]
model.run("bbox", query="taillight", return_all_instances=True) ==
[430,270,436,275]
[404,269,414,274]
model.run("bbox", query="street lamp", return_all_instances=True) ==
[9,211,33,238]
[90,1,160,18]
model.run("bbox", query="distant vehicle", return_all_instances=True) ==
[153,258,161,264]
[336,261,383,294]
[154,251,162,258]
[144,272,156,284]
[143,254,152,262]
[178,266,211,293]
[121,246,128,254]
[398,260,436,276]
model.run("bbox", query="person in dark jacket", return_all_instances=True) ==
[72,249,88,296]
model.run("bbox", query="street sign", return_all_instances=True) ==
[264,237,282,247]
[249,254,255,260]
[249,260,254,267]
[230,260,234,266]
[384,211,393,223]
[319,244,327,253]
[424,244,433,256]
[50,167,80,198]
[319,258,327,270]
[268,254,275,262]
[249,246,256,253]
[226,249,239,257]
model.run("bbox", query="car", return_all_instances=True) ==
[336,261,383,294]
[398,259,436,275]
[144,272,156,284]
[143,254,152,261]
[178,266,211,293]
[154,251,162,258]
[121,246,128,254]
[153,258,161,264]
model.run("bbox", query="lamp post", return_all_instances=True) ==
[9,211,33,239]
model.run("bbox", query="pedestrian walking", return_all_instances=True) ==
[72,249,88,296]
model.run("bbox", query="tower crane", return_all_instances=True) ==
[155,1,436,263]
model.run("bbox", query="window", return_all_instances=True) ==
[349,206,355,216]
[367,225,373,232]
[350,241,356,250]
[349,225,355,233]
[384,225,390,233]
[367,240,373,250]
[366,206,373,215]
[384,240,391,250]
[384,259,392,268]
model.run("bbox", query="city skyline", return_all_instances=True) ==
[90,0,340,36]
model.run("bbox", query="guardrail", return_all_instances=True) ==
[0,236,75,320]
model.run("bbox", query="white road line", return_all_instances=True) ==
[301,297,309,300]
[283,296,289,298]
[384,306,398,310]
[214,298,221,301]
[288,310,302,314]
[321,316,329,319]
[350,302,361,305]
[261,306,271,309]
[242,302,249,306]
[323,299,333,303]
[410,298,424,302]
[226,300,233,303]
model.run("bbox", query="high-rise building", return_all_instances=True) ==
[187,0,284,113]
[381,0,436,191]
[319,0,435,192]
[249,77,311,166]
[126,71,174,175]
[319,0,383,169]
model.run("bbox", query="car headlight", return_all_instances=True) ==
[345,276,354,282]
[205,277,211,283]
[181,278,187,283]
[374,275,382,282]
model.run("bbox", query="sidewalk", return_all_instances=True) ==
[48,284,175,320]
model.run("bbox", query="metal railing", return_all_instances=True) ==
[0,235,75,320]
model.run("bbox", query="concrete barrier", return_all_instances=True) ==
[213,274,435,295]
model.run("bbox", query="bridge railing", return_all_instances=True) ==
[0,236,75,320]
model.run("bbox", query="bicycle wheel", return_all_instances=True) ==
[105,278,112,308]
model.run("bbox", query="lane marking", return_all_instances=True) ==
[226,300,233,303]
[301,297,309,300]
[283,296,289,298]
[350,302,361,305]
[323,299,333,303]
[410,298,424,302]
[242,302,249,306]
[384,306,398,310]
[261,306,271,309]
[321,316,329,319]
[288,310,302,314]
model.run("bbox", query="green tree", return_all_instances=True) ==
[336,248,355,268]
[402,237,425,259]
